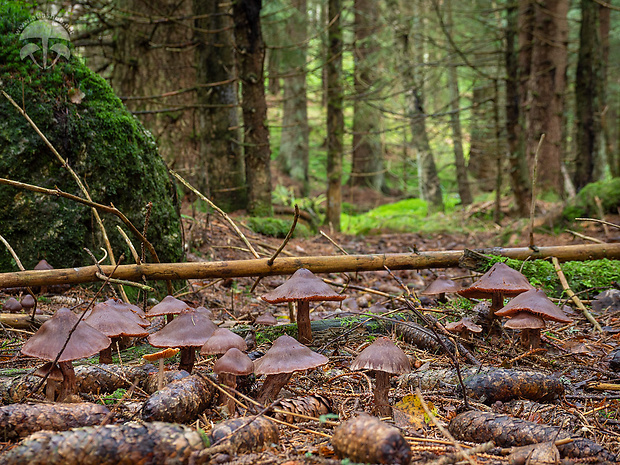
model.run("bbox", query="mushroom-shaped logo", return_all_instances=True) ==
[19,18,71,69]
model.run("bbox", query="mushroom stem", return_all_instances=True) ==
[178,347,195,373]
[58,361,77,402]
[157,358,164,391]
[99,346,113,364]
[296,300,312,344]
[46,378,60,401]
[373,370,392,417]
[521,328,542,349]
[490,292,504,317]
[218,373,238,415]
[258,372,293,404]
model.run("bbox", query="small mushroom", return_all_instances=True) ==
[107,298,147,318]
[21,308,111,401]
[33,362,64,401]
[146,295,190,323]
[84,304,149,363]
[420,275,460,303]
[3,297,22,313]
[458,262,534,320]
[350,337,411,417]
[200,328,247,357]
[143,347,180,391]
[20,294,36,316]
[261,268,345,344]
[148,308,217,373]
[101,299,149,327]
[445,317,482,340]
[254,334,328,404]
[213,348,254,415]
[495,288,572,349]
[255,312,278,326]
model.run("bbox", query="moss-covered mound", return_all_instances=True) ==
[563,178,620,221]
[0,4,182,270]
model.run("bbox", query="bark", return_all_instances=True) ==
[373,370,391,417]
[326,0,344,230]
[2,242,619,288]
[257,372,293,404]
[0,313,49,329]
[233,0,273,217]
[278,0,310,195]
[350,0,384,191]
[505,3,531,216]
[468,81,497,193]
[574,0,604,190]
[444,0,472,205]
[296,300,312,345]
[194,0,246,211]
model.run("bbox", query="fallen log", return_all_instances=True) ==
[0,313,50,329]
[1,242,618,289]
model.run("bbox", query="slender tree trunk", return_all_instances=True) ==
[326,0,344,230]
[233,0,273,216]
[194,0,246,211]
[278,0,310,195]
[444,0,471,206]
[468,81,497,192]
[505,1,531,216]
[350,0,384,191]
[574,0,604,190]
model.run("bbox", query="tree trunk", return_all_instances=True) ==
[233,0,273,217]
[350,0,384,191]
[326,0,344,231]
[574,0,604,190]
[505,2,531,217]
[468,81,497,193]
[278,0,310,196]
[194,0,246,211]
[444,0,471,206]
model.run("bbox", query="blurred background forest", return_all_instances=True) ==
[15,0,620,236]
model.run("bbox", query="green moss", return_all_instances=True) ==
[245,217,310,238]
[0,4,182,270]
[563,178,620,220]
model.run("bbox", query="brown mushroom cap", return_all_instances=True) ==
[495,289,572,323]
[146,295,191,317]
[33,362,64,382]
[3,297,22,313]
[21,308,111,362]
[34,259,53,271]
[200,327,247,355]
[253,334,328,375]
[20,294,36,310]
[106,298,147,318]
[85,301,149,328]
[350,337,411,375]
[458,262,534,299]
[148,308,217,348]
[84,304,149,338]
[214,348,254,376]
[261,268,346,303]
[255,312,278,326]
[503,312,546,329]
[445,317,483,334]
[420,275,461,296]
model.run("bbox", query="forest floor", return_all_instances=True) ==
[1,195,620,464]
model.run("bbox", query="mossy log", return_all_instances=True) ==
[1,242,619,289]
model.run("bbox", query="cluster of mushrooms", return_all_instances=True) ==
[422,262,573,348]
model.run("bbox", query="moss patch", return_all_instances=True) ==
[0,4,182,270]
[563,178,620,220]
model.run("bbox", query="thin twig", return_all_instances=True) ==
[575,217,620,230]
[320,230,349,255]
[169,169,260,259]
[529,134,545,249]
[117,226,141,265]
[565,229,604,243]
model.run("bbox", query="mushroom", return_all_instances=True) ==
[147,308,217,373]
[213,347,254,415]
[445,317,482,341]
[254,334,328,404]
[261,268,345,344]
[84,304,149,364]
[20,294,36,315]
[103,299,150,327]
[143,347,180,391]
[200,328,247,357]
[350,337,411,417]
[21,307,111,401]
[33,362,64,401]
[495,288,572,349]
[255,312,278,326]
[458,262,534,320]
[420,275,460,303]
[146,295,190,323]
[3,297,22,313]
[107,298,147,318]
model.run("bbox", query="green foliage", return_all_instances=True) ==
[99,388,127,405]
[255,324,297,345]
[484,256,619,297]
[563,178,620,220]
[245,217,310,238]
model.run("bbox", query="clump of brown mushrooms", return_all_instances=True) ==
[350,337,411,417]
[213,347,254,415]
[458,262,534,321]
[261,268,345,344]
[21,308,111,401]
[420,275,460,303]
[445,317,482,341]
[148,307,217,373]
[495,288,572,349]
[254,334,328,404]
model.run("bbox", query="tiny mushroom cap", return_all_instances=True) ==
[504,312,546,330]
[350,337,411,375]
[214,348,254,376]
[458,263,534,300]
[200,327,247,356]
[21,308,111,362]
[255,312,278,326]
[143,347,180,362]
[420,275,461,296]
[495,289,572,323]
[146,295,191,318]
[3,297,22,313]
[445,317,483,334]
[20,294,36,311]
[34,259,53,271]
[254,334,328,376]
[33,361,64,382]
